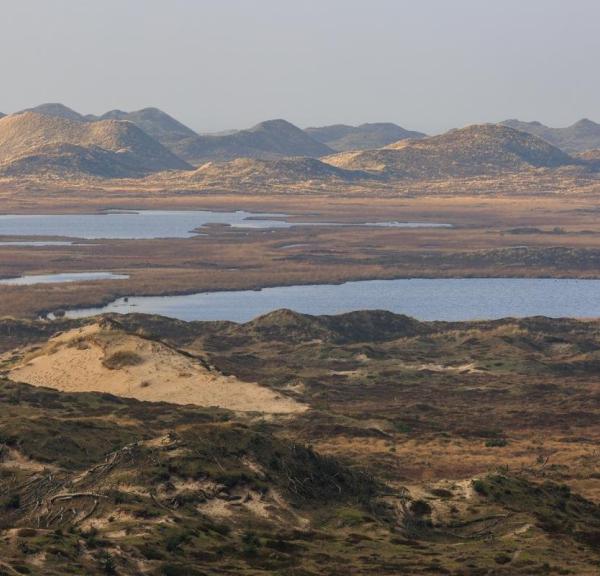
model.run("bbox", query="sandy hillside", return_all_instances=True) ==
[8,323,305,414]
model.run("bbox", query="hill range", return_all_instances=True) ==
[0,112,190,178]
[0,103,598,186]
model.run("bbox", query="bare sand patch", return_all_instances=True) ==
[8,323,306,414]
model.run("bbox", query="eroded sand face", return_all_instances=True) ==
[8,323,305,414]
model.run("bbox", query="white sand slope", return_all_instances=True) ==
[8,324,305,414]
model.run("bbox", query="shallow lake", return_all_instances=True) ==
[0,272,129,286]
[0,210,451,240]
[63,277,600,322]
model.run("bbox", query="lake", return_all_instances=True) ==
[0,272,129,286]
[63,277,600,322]
[0,210,452,240]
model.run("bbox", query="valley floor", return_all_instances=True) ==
[3,186,600,318]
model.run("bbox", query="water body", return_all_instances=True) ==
[0,241,74,247]
[64,277,600,322]
[0,272,129,286]
[0,210,451,240]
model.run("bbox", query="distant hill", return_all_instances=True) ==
[323,124,577,179]
[172,119,333,165]
[305,122,426,151]
[186,156,373,187]
[501,118,600,153]
[20,103,85,122]
[0,112,5,119]
[19,105,336,167]
[95,107,198,149]
[0,112,191,177]
[20,103,199,151]
[3,104,591,182]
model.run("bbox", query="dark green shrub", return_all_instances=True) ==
[485,437,508,447]
[102,351,143,370]
[409,499,432,517]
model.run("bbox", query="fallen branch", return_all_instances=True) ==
[49,492,108,503]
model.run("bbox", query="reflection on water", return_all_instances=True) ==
[0,272,129,286]
[63,277,600,322]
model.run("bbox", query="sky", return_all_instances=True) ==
[1,0,599,134]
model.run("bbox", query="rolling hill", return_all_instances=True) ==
[96,107,198,149]
[172,119,333,165]
[501,118,600,153]
[20,102,86,122]
[305,122,426,151]
[19,103,199,151]
[0,112,191,177]
[324,123,578,179]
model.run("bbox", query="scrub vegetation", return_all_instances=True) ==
[0,310,599,574]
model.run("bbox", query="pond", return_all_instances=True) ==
[0,272,129,286]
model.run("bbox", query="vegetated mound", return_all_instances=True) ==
[305,122,426,151]
[97,107,198,149]
[502,118,600,153]
[323,123,578,179]
[0,112,191,177]
[220,308,431,345]
[7,322,304,413]
[188,156,373,185]
[474,474,600,547]
[172,118,333,165]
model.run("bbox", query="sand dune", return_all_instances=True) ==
[8,323,305,414]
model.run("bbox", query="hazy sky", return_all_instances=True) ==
[2,0,599,133]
